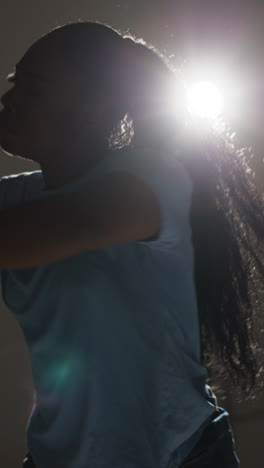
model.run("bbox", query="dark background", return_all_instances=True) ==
[0,1,264,467]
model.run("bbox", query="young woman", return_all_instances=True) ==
[0,20,262,468]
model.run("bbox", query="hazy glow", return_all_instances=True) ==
[186,81,224,119]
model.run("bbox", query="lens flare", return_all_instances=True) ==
[186,81,224,119]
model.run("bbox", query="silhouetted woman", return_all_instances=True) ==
[0,21,262,468]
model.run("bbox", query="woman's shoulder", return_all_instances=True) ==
[0,170,44,209]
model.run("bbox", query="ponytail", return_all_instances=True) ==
[183,123,263,392]
[115,31,264,392]
[124,38,264,392]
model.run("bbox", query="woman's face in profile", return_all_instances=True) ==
[0,34,107,164]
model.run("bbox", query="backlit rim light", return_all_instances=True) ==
[186,81,224,119]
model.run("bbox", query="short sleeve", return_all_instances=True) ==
[134,149,193,248]
[0,171,44,210]
[55,146,194,248]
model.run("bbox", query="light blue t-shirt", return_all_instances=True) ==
[0,147,216,468]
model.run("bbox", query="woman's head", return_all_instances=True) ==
[0,21,186,165]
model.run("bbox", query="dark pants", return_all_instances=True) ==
[22,408,239,468]
[178,407,240,467]
[22,453,35,467]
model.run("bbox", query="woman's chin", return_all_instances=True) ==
[0,115,14,146]
[0,132,24,157]
[0,133,14,153]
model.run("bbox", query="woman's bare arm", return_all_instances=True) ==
[0,171,160,269]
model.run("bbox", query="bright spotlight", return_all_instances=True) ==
[186,81,224,119]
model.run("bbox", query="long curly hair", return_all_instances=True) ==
[42,20,264,393]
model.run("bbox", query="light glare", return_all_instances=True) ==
[186,81,224,119]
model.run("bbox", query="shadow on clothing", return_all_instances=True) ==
[22,408,239,468]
